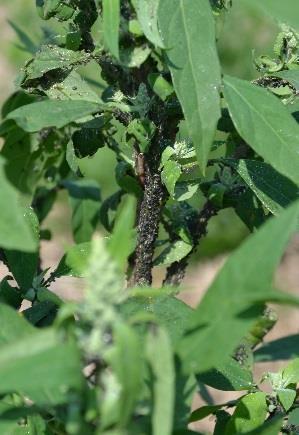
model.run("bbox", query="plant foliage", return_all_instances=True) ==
[1,0,299,433]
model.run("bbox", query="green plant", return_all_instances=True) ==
[1,0,299,433]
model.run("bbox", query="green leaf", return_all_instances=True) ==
[21,45,88,84]
[103,0,120,60]
[277,388,296,411]
[147,327,174,435]
[244,417,283,435]
[54,242,92,278]
[223,75,299,185]
[106,322,144,426]
[158,0,221,170]
[275,70,299,92]
[4,208,39,290]
[7,100,101,132]
[136,0,164,48]
[0,304,35,346]
[288,408,299,426]
[224,159,299,215]
[225,393,267,434]
[154,240,192,266]
[254,334,299,362]
[148,73,174,101]
[0,328,83,405]
[196,358,254,392]
[179,200,299,374]
[161,160,182,197]
[282,358,299,385]
[122,294,192,346]
[0,157,37,252]
[107,196,137,271]
[0,278,23,309]
[46,71,101,103]
[242,0,299,33]
[63,179,101,243]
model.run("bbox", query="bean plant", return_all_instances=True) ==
[1,0,299,434]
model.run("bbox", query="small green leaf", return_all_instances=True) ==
[161,160,182,197]
[254,334,299,362]
[154,240,192,266]
[7,100,101,132]
[189,405,224,423]
[103,0,120,60]
[277,388,296,411]
[147,327,174,435]
[225,393,268,434]
[282,358,299,385]
[223,75,299,185]
[158,0,221,170]
[148,73,174,101]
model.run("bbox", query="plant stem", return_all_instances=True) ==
[164,201,218,287]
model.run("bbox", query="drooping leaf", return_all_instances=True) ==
[103,0,120,60]
[63,179,101,243]
[136,0,164,48]
[242,0,299,33]
[158,0,221,170]
[0,157,37,252]
[147,327,175,435]
[179,200,299,374]
[224,159,299,215]
[225,393,268,434]
[7,100,102,132]
[189,405,224,423]
[0,278,22,309]
[223,75,299,185]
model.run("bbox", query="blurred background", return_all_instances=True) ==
[2,2,299,432]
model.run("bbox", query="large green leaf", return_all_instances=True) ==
[7,100,101,132]
[179,200,299,374]
[223,75,299,185]
[242,0,299,32]
[103,0,120,60]
[224,159,299,215]
[0,157,37,252]
[245,417,283,435]
[0,327,83,405]
[147,327,175,435]
[158,0,221,170]
[136,0,164,48]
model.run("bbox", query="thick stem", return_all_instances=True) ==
[164,201,218,287]
[129,158,165,286]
